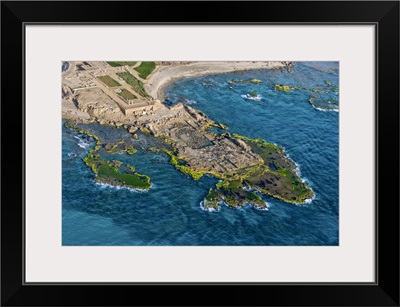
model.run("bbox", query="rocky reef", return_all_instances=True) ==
[65,97,313,209]
[65,121,151,190]
[63,61,316,211]
[200,134,314,211]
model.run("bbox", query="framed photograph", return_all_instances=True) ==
[2,1,399,306]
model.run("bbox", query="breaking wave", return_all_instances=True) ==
[74,135,91,149]
[95,181,152,193]
[199,201,220,212]
[241,94,262,101]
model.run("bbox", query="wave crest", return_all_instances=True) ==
[241,94,262,101]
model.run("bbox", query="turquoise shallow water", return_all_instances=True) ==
[62,62,339,246]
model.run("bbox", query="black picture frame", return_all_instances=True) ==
[1,1,399,306]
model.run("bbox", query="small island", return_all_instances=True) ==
[65,121,151,190]
[274,84,292,92]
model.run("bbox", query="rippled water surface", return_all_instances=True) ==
[62,62,339,246]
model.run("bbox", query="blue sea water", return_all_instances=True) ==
[62,62,339,246]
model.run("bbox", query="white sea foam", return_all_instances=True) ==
[245,201,269,211]
[221,201,244,210]
[242,186,262,195]
[289,186,315,206]
[280,150,309,185]
[77,142,89,149]
[303,181,316,204]
[313,105,339,112]
[183,99,197,105]
[199,201,220,212]
[94,181,152,193]
[74,135,91,149]
[293,172,316,205]
[304,194,315,204]
[241,94,262,101]
[255,203,269,211]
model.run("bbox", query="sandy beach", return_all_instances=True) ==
[145,61,289,101]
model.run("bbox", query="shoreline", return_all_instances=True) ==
[145,61,289,102]
[62,61,290,122]
[63,61,316,207]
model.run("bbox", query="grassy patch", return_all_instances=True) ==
[202,188,221,210]
[116,71,149,98]
[84,151,150,190]
[205,188,221,202]
[106,62,137,67]
[118,88,137,101]
[97,75,121,87]
[97,161,151,189]
[134,62,157,79]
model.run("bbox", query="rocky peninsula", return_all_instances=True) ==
[62,61,313,209]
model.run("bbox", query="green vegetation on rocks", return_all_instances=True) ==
[161,149,206,180]
[126,146,138,155]
[312,88,329,93]
[202,181,267,211]
[308,94,339,110]
[146,129,314,210]
[227,78,262,84]
[274,84,291,92]
[148,145,207,181]
[65,121,151,190]
[140,127,151,135]
[202,188,221,211]
[147,125,314,209]
[200,122,228,132]
[104,140,125,154]
[84,152,151,190]
[204,133,314,208]
[104,139,138,155]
